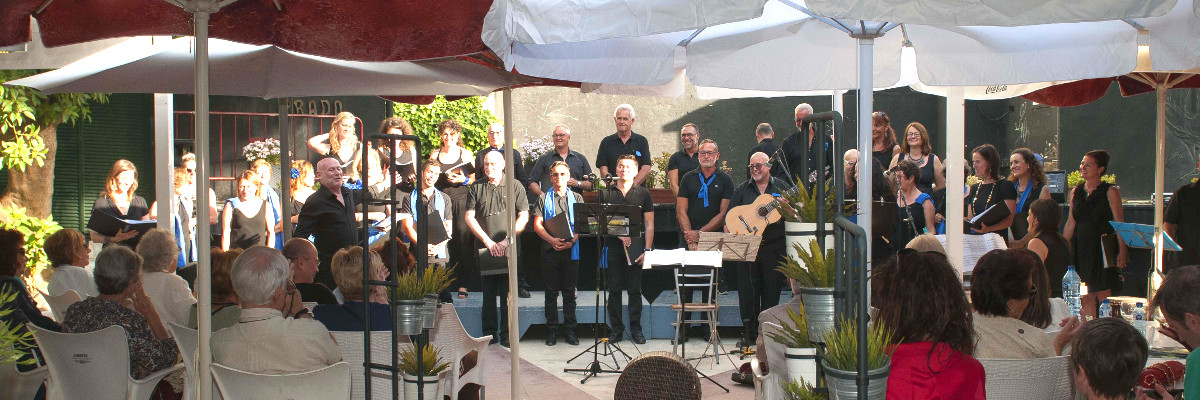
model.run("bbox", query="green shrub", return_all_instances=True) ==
[781,377,826,400]
[393,96,498,159]
[821,317,894,371]
[0,288,37,367]
[0,205,62,281]
[392,264,455,301]
[399,343,451,377]
[777,240,835,288]
[764,306,811,348]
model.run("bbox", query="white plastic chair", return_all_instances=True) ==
[211,362,351,400]
[166,323,222,400]
[329,330,413,399]
[0,345,47,400]
[32,325,183,400]
[35,289,80,322]
[751,322,788,400]
[979,356,1074,400]
[430,305,491,400]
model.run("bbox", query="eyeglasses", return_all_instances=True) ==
[698,151,718,157]
[748,163,768,170]
[1029,284,1038,297]
[680,133,697,138]
[906,131,922,137]
[552,134,569,138]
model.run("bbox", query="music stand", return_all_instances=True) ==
[564,202,643,384]
[698,232,763,362]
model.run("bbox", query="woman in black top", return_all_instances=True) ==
[1024,198,1072,298]
[894,160,936,247]
[889,122,945,195]
[221,170,274,250]
[966,144,1017,236]
[1008,148,1052,242]
[871,111,901,174]
[430,119,478,298]
[1064,150,1126,297]
[0,229,62,371]
[90,159,151,248]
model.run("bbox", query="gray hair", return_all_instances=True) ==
[614,104,636,119]
[94,245,142,295]
[231,246,290,306]
[755,123,774,137]
[136,228,179,273]
[794,103,813,115]
[551,124,571,136]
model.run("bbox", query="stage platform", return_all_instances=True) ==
[451,290,794,340]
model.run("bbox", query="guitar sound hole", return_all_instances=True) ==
[757,207,769,217]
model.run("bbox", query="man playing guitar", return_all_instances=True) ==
[726,151,793,347]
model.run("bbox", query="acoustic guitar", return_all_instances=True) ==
[725,193,783,235]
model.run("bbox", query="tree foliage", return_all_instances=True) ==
[0,70,109,172]
[392,96,498,159]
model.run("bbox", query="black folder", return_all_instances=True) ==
[970,203,1011,228]
[545,212,573,241]
[86,211,157,237]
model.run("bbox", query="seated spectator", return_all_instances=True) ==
[904,233,947,256]
[372,237,416,276]
[212,246,341,374]
[44,228,98,298]
[875,249,985,399]
[313,246,392,331]
[1070,318,1148,400]
[282,238,336,305]
[187,248,242,331]
[1143,265,1200,400]
[971,249,1080,359]
[1020,249,1071,332]
[0,228,61,371]
[136,229,196,328]
[62,245,177,380]
[753,277,803,374]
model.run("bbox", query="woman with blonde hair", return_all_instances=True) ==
[889,121,945,194]
[288,159,316,224]
[313,246,393,331]
[45,229,98,298]
[307,111,362,176]
[221,170,275,250]
[149,167,197,266]
[90,159,151,248]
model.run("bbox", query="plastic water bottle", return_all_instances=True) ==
[1063,266,1082,316]
[1098,299,1111,318]
[1133,302,1148,332]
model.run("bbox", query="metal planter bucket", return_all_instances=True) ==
[402,374,439,400]
[799,287,836,344]
[822,361,889,400]
[395,299,426,335]
[785,347,819,386]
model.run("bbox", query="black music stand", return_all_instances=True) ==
[564,202,644,384]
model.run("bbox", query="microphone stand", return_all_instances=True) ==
[895,174,920,239]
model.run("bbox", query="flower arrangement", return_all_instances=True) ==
[518,134,553,166]
[242,138,281,165]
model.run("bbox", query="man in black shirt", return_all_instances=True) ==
[746,123,789,183]
[294,157,361,289]
[465,151,529,346]
[781,103,834,190]
[676,139,734,340]
[667,123,701,196]
[532,162,584,346]
[529,124,593,196]
[1166,157,1200,272]
[282,237,337,305]
[596,104,652,185]
[728,152,793,345]
[597,155,655,344]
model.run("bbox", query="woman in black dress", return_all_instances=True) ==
[1024,198,1072,298]
[889,122,945,195]
[1064,150,1126,298]
[221,170,274,250]
[966,144,1017,236]
[430,119,478,298]
[894,160,936,247]
[90,160,151,248]
[871,111,901,174]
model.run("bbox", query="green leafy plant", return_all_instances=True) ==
[781,377,826,400]
[821,317,894,371]
[1,70,109,172]
[775,178,838,223]
[777,239,835,288]
[393,96,498,159]
[398,343,451,377]
[765,306,812,348]
[0,288,37,367]
[1065,170,1116,190]
[646,151,672,189]
[0,205,62,281]
[392,263,455,300]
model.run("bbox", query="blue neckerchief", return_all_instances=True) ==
[697,171,717,207]
[544,189,579,260]
[1014,181,1035,213]
[411,190,448,258]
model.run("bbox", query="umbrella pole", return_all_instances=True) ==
[1150,85,1167,303]
[946,88,966,277]
[193,9,214,400]
[854,36,874,399]
[503,87,521,400]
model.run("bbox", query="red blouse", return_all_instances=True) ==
[886,342,987,400]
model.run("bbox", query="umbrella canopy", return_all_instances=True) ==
[804,0,1173,26]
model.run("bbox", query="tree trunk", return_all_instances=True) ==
[0,123,57,219]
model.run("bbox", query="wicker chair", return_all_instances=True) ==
[978,356,1073,400]
[329,330,416,400]
[615,351,701,400]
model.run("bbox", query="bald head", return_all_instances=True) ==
[749,151,771,183]
[483,150,506,182]
[315,157,344,190]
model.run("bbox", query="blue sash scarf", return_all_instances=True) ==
[543,190,579,260]
[697,171,717,207]
[411,190,448,258]
[1014,181,1034,213]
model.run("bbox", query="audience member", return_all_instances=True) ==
[1144,265,1200,400]
[532,161,584,346]
[212,246,341,374]
[1065,150,1127,299]
[45,228,98,298]
[904,233,947,256]
[222,170,275,250]
[596,104,652,186]
[187,248,243,331]
[90,159,151,248]
[875,250,985,400]
[314,246,392,331]
[667,123,701,195]
[1018,244,1071,332]
[295,157,363,289]
[0,228,61,371]
[62,245,177,380]
[282,237,337,305]
[1072,318,1148,400]
[971,249,1080,359]
[753,278,803,375]
[136,229,196,329]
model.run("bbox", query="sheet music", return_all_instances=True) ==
[642,249,723,269]
[936,233,1007,273]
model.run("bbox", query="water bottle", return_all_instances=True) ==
[1133,302,1148,333]
[1098,299,1111,318]
[1063,266,1082,316]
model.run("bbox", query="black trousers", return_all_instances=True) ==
[481,273,509,340]
[738,242,787,339]
[542,249,579,331]
[606,244,643,333]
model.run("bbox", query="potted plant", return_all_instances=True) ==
[399,343,451,400]
[764,306,819,386]
[392,264,455,335]
[777,239,836,343]
[775,178,837,260]
[781,377,826,400]
[820,318,894,400]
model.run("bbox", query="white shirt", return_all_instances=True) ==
[141,271,197,329]
[46,264,99,298]
[212,307,343,374]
